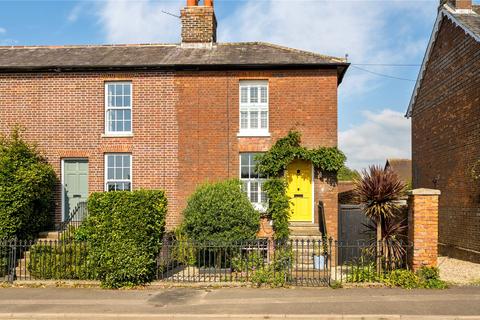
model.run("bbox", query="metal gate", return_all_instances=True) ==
[338,204,372,264]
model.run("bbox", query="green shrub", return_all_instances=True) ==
[383,269,420,289]
[262,178,290,240]
[417,266,448,289]
[231,251,264,272]
[83,190,167,288]
[346,263,379,283]
[170,229,196,266]
[28,242,94,280]
[0,129,56,240]
[181,179,260,243]
[251,265,288,287]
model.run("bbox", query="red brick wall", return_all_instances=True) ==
[408,189,440,271]
[411,17,480,262]
[175,69,339,235]
[0,68,339,235]
[0,71,179,226]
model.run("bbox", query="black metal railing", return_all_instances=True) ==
[0,238,411,286]
[57,201,88,242]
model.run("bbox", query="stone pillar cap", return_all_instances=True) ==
[407,188,441,195]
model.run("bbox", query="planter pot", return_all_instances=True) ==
[313,254,327,270]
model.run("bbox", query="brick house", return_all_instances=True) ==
[0,0,349,239]
[407,0,480,262]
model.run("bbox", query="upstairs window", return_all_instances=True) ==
[239,81,269,136]
[105,82,132,135]
[105,153,132,191]
[240,153,267,211]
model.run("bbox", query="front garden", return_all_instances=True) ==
[0,130,449,289]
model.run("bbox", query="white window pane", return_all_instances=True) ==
[250,182,259,203]
[241,87,248,104]
[250,111,258,129]
[250,87,258,103]
[260,87,268,103]
[242,181,248,194]
[123,168,130,179]
[124,84,131,96]
[115,155,122,167]
[115,168,122,180]
[107,168,114,180]
[240,112,248,129]
[108,85,114,96]
[115,96,122,107]
[123,155,130,167]
[124,96,131,107]
[261,111,268,129]
[241,166,250,179]
[108,156,115,167]
[124,121,131,132]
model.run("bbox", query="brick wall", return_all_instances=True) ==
[0,68,339,234]
[407,189,440,271]
[0,71,179,226]
[411,17,480,262]
[180,6,217,43]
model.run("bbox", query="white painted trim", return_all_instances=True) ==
[104,153,133,191]
[104,81,133,135]
[61,158,88,222]
[406,5,480,117]
[311,163,315,224]
[236,132,271,138]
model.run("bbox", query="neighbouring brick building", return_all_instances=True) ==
[0,0,349,238]
[407,0,480,262]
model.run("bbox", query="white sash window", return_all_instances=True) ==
[239,81,269,136]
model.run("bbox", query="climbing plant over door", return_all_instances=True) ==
[255,131,346,239]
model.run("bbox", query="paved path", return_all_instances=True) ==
[0,286,480,319]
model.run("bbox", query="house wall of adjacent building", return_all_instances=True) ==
[0,68,339,238]
[411,18,480,262]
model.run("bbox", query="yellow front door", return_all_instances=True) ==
[286,159,313,222]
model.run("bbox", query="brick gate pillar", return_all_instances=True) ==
[407,188,441,272]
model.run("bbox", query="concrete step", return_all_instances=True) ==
[38,231,60,240]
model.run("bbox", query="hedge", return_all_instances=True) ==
[0,129,56,240]
[181,179,260,243]
[81,190,167,288]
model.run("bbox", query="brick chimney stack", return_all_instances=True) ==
[440,0,472,11]
[181,0,217,46]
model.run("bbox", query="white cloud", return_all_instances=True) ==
[0,27,6,34]
[339,109,411,171]
[68,3,84,23]
[96,0,182,44]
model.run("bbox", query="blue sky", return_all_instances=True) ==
[0,0,459,170]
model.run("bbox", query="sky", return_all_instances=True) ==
[0,0,455,171]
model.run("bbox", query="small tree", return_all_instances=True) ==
[355,165,405,269]
[181,179,260,243]
[0,129,56,240]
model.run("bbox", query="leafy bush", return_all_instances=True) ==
[347,263,379,283]
[383,269,420,289]
[231,251,264,272]
[251,266,288,287]
[0,129,56,240]
[82,190,167,288]
[262,178,290,240]
[417,266,448,289]
[170,229,196,266]
[181,179,259,243]
[28,242,94,280]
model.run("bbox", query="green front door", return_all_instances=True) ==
[63,159,88,221]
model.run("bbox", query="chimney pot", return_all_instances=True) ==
[204,0,213,7]
[187,0,198,6]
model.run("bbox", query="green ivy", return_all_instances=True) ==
[256,131,346,240]
[263,178,290,240]
[255,131,346,177]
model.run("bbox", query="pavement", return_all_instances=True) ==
[0,286,480,319]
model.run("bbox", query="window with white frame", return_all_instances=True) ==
[240,153,267,210]
[239,81,269,135]
[105,82,132,134]
[105,154,132,191]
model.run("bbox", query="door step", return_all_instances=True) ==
[289,223,322,237]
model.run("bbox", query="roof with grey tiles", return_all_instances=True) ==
[0,42,349,81]
[451,5,480,38]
